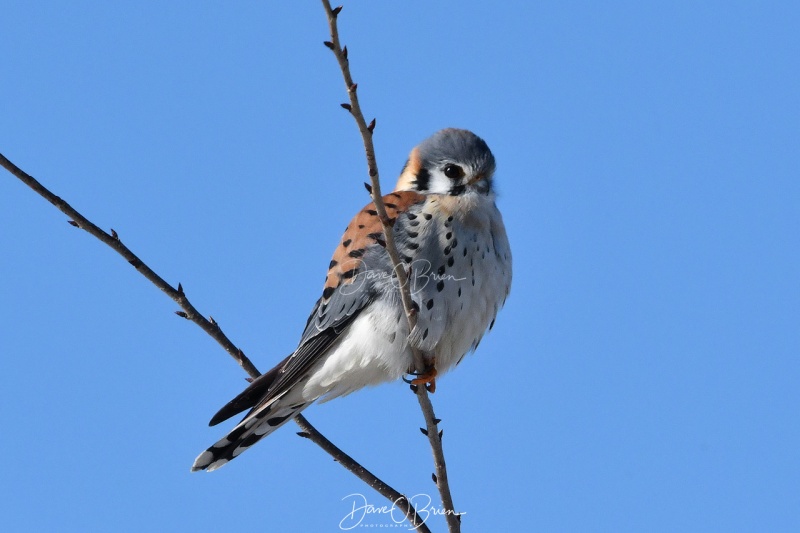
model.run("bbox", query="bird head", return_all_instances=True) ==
[396,129,496,196]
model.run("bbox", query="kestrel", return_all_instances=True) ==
[192,128,512,471]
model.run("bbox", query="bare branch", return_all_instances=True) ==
[0,152,430,533]
[295,417,430,532]
[0,153,261,378]
[320,2,461,530]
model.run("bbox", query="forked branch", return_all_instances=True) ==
[321,2,461,531]
[0,153,430,533]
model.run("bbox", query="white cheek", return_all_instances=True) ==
[427,169,454,194]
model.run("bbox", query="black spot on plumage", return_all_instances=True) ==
[411,301,420,312]
[446,232,452,240]
[438,265,446,276]
[447,216,454,223]
[447,256,454,267]
[407,242,419,250]
[342,239,352,247]
[329,259,338,269]
[436,280,444,292]
[409,220,420,227]
[423,213,433,220]
[407,231,418,238]
[457,287,462,297]
[489,318,496,330]
[415,168,431,191]
[239,433,262,448]
[367,232,383,241]
[348,249,365,258]
[365,209,378,216]
[426,300,434,310]
[407,213,418,220]
[358,224,365,229]
[452,238,458,248]
[267,414,291,427]
[341,268,358,279]
[385,203,397,209]
[463,248,468,257]
[423,328,429,340]
[388,331,397,343]
[402,255,412,263]
[391,192,402,199]
[322,286,335,299]
[444,244,452,255]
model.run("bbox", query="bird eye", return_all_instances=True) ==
[443,164,464,179]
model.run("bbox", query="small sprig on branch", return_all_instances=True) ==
[0,153,430,533]
[320,2,461,531]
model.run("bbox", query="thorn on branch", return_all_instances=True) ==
[323,41,334,50]
[175,311,188,319]
[367,118,376,133]
[433,418,442,425]
[177,282,184,295]
[297,431,311,439]
[209,315,217,326]
[432,473,438,484]
[331,5,343,17]
[342,46,348,59]
[420,427,428,436]
[340,103,352,111]
[438,429,443,439]
[68,220,79,227]
[110,228,119,240]
[245,377,254,383]
[364,182,373,194]
[410,384,419,393]
[349,83,357,93]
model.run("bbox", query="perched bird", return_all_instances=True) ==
[192,128,512,472]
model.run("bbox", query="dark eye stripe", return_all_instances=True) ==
[448,184,466,196]
[414,168,430,191]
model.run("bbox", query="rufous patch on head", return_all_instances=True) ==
[321,191,425,301]
[395,147,422,191]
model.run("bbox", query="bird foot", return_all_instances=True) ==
[403,364,438,393]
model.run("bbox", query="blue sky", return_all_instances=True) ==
[2,2,799,531]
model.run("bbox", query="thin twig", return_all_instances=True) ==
[321,2,462,531]
[0,152,430,533]
[295,417,429,532]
